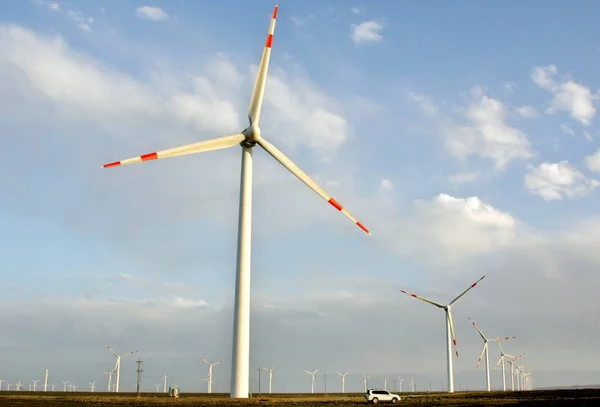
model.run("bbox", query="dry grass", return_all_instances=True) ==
[1,389,599,406]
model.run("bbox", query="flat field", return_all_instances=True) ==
[1,389,599,406]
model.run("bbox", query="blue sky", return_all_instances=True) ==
[1,0,600,394]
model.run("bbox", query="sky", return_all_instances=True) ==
[1,0,600,394]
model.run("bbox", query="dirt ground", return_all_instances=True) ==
[1,389,599,406]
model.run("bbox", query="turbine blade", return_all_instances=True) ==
[494,355,504,370]
[247,5,278,126]
[476,343,486,369]
[447,310,459,357]
[449,275,485,306]
[398,289,445,308]
[105,344,118,358]
[101,133,245,168]
[257,137,369,234]
[468,316,488,341]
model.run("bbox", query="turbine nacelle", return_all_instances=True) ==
[242,125,262,146]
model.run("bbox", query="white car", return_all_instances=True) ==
[365,389,401,404]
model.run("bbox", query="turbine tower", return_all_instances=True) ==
[105,344,136,393]
[100,5,370,398]
[162,370,168,393]
[40,361,55,392]
[381,376,388,391]
[201,357,223,393]
[410,378,416,393]
[468,316,515,392]
[336,372,348,393]
[32,380,40,391]
[361,373,370,392]
[304,369,319,394]
[399,275,485,393]
[397,377,403,393]
[264,363,279,394]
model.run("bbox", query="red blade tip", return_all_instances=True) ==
[102,161,121,168]
[273,5,278,19]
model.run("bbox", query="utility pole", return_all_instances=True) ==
[136,358,143,397]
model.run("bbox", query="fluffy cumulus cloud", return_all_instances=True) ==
[351,21,384,44]
[515,105,538,119]
[584,149,600,173]
[524,161,599,200]
[531,65,597,126]
[135,6,169,21]
[444,88,532,170]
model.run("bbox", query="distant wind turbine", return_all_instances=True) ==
[61,380,69,392]
[336,372,349,393]
[397,377,403,393]
[201,357,223,393]
[32,380,40,392]
[494,341,522,391]
[264,363,279,394]
[304,369,319,394]
[89,382,96,392]
[361,373,370,392]
[105,344,136,392]
[39,361,55,392]
[399,275,486,393]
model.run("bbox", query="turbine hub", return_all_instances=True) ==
[241,125,261,147]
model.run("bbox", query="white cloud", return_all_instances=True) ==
[351,21,384,44]
[524,161,599,200]
[502,81,517,93]
[351,7,362,15]
[560,123,575,136]
[531,65,597,125]
[584,131,594,142]
[33,0,93,32]
[445,88,532,170]
[584,149,600,173]
[135,6,169,21]
[448,172,477,187]
[408,92,437,116]
[290,16,305,27]
[515,105,538,119]
[380,179,393,191]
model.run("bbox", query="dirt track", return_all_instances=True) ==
[1,389,599,406]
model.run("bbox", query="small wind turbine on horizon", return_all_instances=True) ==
[105,344,136,392]
[304,369,318,394]
[89,382,96,392]
[381,376,388,391]
[399,275,486,393]
[39,361,55,392]
[468,316,515,392]
[361,373,370,392]
[162,370,168,393]
[201,357,223,393]
[32,379,40,392]
[100,5,370,398]
[505,353,524,391]
[397,377,403,393]
[16,380,22,391]
[61,380,69,392]
[336,372,349,393]
[264,362,278,394]
[410,378,416,393]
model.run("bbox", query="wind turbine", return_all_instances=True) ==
[105,344,136,392]
[494,342,522,391]
[397,377,403,393]
[304,369,319,394]
[381,376,387,391]
[201,357,223,393]
[101,367,115,392]
[6,383,10,391]
[410,378,416,393]
[100,5,369,398]
[61,380,69,392]
[0,379,4,390]
[162,370,168,393]
[399,275,485,393]
[16,380,22,391]
[89,382,96,392]
[155,384,161,392]
[361,373,370,392]
[32,379,40,391]
[40,361,55,392]
[51,384,55,391]
[336,372,348,393]
[468,316,515,392]
[264,363,279,394]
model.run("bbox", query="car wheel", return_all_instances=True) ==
[372,397,379,404]
[391,397,399,403]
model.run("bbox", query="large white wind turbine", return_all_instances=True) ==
[105,344,136,393]
[468,316,515,392]
[39,361,55,392]
[399,275,485,393]
[201,357,223,393]
[101,6,369,398]
[304,369,319,394]
[336,372,348,393]
[504,353,524,391]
